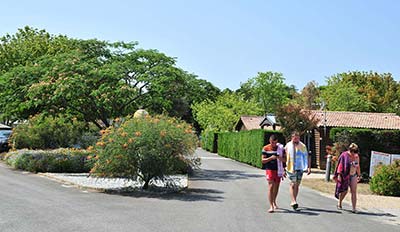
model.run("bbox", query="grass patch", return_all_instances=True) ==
[301,179,373,195]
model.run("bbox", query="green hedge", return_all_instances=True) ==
[2,149,95,173]
[201,130,218,153]
[329,128,400,175]
[218,130,284,168]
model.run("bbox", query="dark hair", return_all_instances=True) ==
[269,134,278,141]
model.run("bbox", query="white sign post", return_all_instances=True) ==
[370,151,391,177]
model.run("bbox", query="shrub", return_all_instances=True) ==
[370,160,400,196]
[10,114,98,150]
[3,149,94,173]
[218,130,284,168]
[91,115,199,189]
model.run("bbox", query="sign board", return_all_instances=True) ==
[391,154,400,163]
[370,151,391,177]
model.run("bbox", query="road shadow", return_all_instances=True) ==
[190,169,264,182]
[104,187,225,202]
[273,207,342,216]
[342,209,397,218]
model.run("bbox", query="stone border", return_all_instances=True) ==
[39,172,188,194]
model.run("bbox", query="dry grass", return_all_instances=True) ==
[301,178,373,195]
[301,178,400,209]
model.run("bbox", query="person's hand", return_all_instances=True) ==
[338,174,342,182]
[357,176,362,183]
[307,167,311,175]
[271,155,277,160]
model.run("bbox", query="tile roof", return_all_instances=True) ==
[310,111,400,130]
[238,116,264,130]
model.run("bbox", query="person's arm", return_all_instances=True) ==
[261,153,277,163]
[357,155,361,181]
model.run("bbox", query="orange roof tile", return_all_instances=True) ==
[310,111,400,130]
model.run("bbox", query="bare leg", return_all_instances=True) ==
[289,182,299,205]
[268,181,275,212]
[338,191,347,208]
[273,181,280,209]
[350,177,358,212]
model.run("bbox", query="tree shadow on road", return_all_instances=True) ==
[104,187,225,202]
[190,169,264,182]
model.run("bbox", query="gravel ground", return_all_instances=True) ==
[39,173,188,193]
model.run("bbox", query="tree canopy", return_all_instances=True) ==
[0,26,220,128]
[191,92,263,132]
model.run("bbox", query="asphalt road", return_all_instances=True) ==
[0,148,398,232]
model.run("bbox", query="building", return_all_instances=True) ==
[309,111,400,169]
[235,115,280,131]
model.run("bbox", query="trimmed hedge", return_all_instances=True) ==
[2,149,95,173]
[329,128,400,175]
[370,160,400,196]
[201,130,218,153]
[218,129,284,168]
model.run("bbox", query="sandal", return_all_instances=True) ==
[337,205,342,210]
[290,203,298,210]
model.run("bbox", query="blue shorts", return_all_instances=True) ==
[287,170,304,184]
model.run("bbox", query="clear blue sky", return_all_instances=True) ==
[2,0,400,91]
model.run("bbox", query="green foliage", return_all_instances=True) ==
[0,26,220,128]
[238,71,291,113]
[329,128,400,174]
[297,81,321,110]
[370,160,400,196]
[192,92,263,132]
[91,115,199,189]
[276,103,319,140]
[322,71,400,113]
[200,129,218,153]
[10,114,97,150]
[218,130,284,168]
[2,149,94,173]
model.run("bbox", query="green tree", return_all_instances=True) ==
[192,92,263,132]
[238,71,291,114]
[322,71,400,113]
[321,78,374,112]
[0,27,219,128]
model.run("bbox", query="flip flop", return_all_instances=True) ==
[337,205,342,210]
[268,208,274,213]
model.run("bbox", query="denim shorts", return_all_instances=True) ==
[286,170,304,183]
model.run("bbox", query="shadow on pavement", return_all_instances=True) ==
[342,209,397,218]
[273,207,343,216]
[190,169,264,182]
[104,187,225,202]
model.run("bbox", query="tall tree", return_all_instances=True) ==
[0,27,220,128]
[322,71,400,113]
[191,92,262,132]
[238,71,290,114]
[298,81,321,110]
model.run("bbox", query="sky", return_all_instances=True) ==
[2,0,400,91]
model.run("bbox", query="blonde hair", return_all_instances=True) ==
[348,143,359,153]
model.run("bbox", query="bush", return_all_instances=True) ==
[91,115,199,189]
[218,130,284,168]
[2,149,94,173]
[370,160,400,196]
[10,114,98,150]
